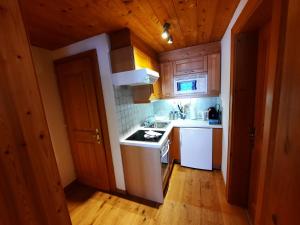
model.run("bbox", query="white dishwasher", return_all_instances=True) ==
[180,128,212,170]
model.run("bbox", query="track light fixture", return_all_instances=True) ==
[161,22,170,40]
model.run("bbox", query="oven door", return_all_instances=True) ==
[161,140,170,182]
[174,74,207,95]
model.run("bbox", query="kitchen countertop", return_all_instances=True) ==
[170,119,222,129]
[120,119,222,149]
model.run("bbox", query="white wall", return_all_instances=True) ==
[52,34,126,190]
[31,47,76,187]
[220,0,248,183]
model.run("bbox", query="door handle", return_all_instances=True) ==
[249,127,255,138]
[95,128,101,144]
[249,127,255,148]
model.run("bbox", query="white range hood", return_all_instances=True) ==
[112,68,159,86]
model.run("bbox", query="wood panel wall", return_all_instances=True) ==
[261,1,300,224]
[0,0,71,224]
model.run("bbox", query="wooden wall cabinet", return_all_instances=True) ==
[132,82,161,103]
[160,62,174,98]
[173,56,208,76]
[207,53,221,96]
[110,46,135,73]
[159,42,221,98]
[110,29,161,103]
[110,46,159,73]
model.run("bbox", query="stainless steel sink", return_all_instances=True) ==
[143,121,170,129]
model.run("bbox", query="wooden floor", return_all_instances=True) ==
[66,165,249,225]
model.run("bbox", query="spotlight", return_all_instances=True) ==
[167,35,173,44]
[162,30,169,39]
[161,23,170,39]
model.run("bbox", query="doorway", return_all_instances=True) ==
[54,50,116,191]
[226,0,280,224]
[227,28,270,225]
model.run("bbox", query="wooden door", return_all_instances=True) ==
[248,22,270,223]
[161,62,174,98]
[55,51,111,191]
[227,32,259,206]
[262,1,300,224]
[1,0,72,224]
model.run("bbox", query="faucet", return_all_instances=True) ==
[142,115,155,127]
[179,112,186,120]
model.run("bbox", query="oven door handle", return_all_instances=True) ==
[161,143,170,159]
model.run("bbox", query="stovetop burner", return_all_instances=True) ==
[126,130,165,142]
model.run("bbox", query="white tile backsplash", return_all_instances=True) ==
[153,97,221,119]
[114,86,153,136]
[114,85,221,136]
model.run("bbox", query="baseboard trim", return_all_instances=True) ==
[64,179,78,193]
[112,190,161,208]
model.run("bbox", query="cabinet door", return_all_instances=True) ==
[173,56,208,76]
[171,128,181,162]
[180,128,212,170]
[160,62,174,98]
[213,128,222,169]
[110,46,135,73]
[207,53,221,95]
[132,80,161,103]
[132,85,152,103]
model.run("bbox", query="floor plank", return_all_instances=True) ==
[66,165,249,225]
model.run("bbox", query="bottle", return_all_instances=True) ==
[174,111,179,120]
[190,104,196,120]
[169,111,174,120]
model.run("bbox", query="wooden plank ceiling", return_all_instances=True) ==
[20,0,240,52]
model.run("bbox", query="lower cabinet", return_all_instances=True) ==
[212,128,223,169]
[171,128,181,163]
[170,127,222,170]
[121,144,164,203]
